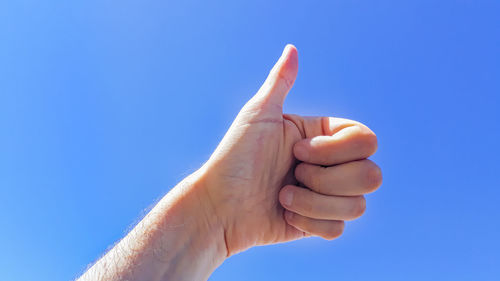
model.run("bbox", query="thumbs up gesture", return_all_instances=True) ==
[198,45,383,256]
[78,45,383,281]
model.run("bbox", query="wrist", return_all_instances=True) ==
[156,168,227,279]
[175,168,228,259]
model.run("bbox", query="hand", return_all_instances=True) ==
[79,44,382,281]
[198,44,382,256]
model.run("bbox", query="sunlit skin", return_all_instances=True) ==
[79,45,382,281]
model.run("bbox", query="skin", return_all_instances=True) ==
[78,44,382,281]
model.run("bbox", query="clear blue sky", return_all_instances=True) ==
[1,1,499,280]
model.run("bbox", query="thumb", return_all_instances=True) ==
[255,44,299,108]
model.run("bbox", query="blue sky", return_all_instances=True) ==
[1,1,499,280]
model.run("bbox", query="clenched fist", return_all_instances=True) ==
[202,44,382,255]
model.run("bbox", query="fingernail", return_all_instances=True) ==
[281,189,294,207]
[294,143,309,162]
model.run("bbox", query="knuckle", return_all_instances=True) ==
[277,71,293,89]
[364,161,383,192]
[324,221,345,240]
[351,196,366,219]
[354,125,378,156]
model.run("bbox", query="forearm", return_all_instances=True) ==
[79,171,227,281]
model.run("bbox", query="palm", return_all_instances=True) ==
[204,46,309,255]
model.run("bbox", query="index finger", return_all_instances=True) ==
[293,121,378,166]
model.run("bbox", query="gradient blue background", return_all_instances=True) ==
[1,1,499,280]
